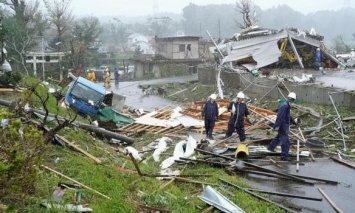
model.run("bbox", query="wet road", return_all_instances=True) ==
[100,75,197,111]
[243,158,355,212]
[276,68,355,91]
[317,70,355,90]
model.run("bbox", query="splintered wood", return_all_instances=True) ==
[119,108,185,135]
[118,100,276,136]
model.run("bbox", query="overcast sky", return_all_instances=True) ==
[70,0,350,17]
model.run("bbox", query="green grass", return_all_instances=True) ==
[14,125,284,212]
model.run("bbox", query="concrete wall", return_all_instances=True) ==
[198,68,355,107]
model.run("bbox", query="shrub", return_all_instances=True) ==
[0,109,48,201]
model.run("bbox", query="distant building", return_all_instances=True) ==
[130,36,205,79]
[155,36,200,60]
[127,33,149,46]
[127,33,154,55]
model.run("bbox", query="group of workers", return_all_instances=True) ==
[202,91,298,161]
[86,69,116,88]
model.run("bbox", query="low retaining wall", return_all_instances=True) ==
[198,68,355,107]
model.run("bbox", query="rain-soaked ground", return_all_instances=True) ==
[316,70,355,90]
[241,158,355,212]
[300,69,355,91]
[103,75,197,111]
[100,75,354,212]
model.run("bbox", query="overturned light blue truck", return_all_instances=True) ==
[65,76,133,127]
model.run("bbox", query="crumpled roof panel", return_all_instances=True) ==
[224,40,281,70]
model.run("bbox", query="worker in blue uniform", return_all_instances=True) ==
[202,94,219,139]
[268,92,297,161]
[225,92,251,142]
[314,48,321,71]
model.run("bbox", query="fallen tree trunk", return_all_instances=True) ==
[77,123,134,144]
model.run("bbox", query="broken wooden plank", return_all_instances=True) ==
[128,153,144,176]
[138,204,170,213]
[0,88,22,92]
[201,206,215,213]
[42,165,111,200]
[342,116,355,121]
[269,158,282,168]
[291,174,338,185]
[330,157,355,170]
[246,188,322,201]
[318,188,344,213]
[55,135,102,164]
[174,177,219,186]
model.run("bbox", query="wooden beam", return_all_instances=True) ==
[318,188,343,213]
[330,157,355,170]
[42,165,111,200]
[246,188,322,201]
[55,135,102,164]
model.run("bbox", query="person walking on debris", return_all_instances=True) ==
[202,94,219,139]
[104,69,111,88]
[268,92,298,161]
[225,91,251,142]
[314,48,322,71]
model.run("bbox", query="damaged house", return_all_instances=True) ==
[215,27,344,71]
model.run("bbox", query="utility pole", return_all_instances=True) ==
[218,20,221,42]
[42,36,45,81]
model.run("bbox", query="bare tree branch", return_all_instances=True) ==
[235,0,258,30]
[44,0,73,43]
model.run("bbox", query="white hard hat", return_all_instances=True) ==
[288,92,296,100]
[210,94,217,100]
[316,48,320,51]
[237,92,245,99]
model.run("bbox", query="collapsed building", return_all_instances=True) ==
[213,27,344,71]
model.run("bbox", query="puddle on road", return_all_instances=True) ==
[242,159,354,212]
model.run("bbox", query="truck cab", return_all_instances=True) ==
[64,76,133,125]
[65,77,106,116]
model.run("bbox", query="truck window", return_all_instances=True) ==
[71,83,104,106]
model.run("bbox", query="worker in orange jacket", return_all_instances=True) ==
[104,69,111,88]
[86,70,96,82]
